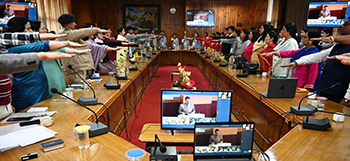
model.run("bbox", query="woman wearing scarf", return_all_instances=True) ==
[250,23,273,63]
[272,22,300,78]
[262,31,322,89]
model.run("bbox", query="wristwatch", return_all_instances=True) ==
[345,99,350,103]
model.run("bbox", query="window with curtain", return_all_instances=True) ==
[36,0,69,32]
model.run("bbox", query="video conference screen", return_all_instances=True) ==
[161,90,232,129]
[307,1,350,27]
[194,123,254,157]
[186,10,215,27]
[0,1,37,27]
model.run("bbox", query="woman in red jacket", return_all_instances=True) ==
[258,31,279,73]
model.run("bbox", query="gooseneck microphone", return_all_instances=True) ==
[153,134,167,154]
[67,65,98,105]
[150,134,177,161]
[51,88,108,137]
[290,82,341,116]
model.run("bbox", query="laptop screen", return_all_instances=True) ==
[194,122,254,159]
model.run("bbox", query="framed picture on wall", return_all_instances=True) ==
[123,5,160,31]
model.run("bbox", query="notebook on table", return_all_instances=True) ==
[194,122,255,161]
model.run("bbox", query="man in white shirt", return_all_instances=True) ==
[178,96,195,115]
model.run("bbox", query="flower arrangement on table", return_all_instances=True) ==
[176,62,196,90]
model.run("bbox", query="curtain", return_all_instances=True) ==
[36,0,69,32]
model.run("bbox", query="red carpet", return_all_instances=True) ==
[120,65,212,149]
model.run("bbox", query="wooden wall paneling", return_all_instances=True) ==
[72,0,186,47]
[271,0,287,29]
[185,0,268,38]
[284,0,311,32]
[71,0,94,28]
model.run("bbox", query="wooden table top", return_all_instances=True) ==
[0,56,155,161]
[139,123,194,143]
[265,106,350,161]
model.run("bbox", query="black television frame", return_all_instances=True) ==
[186,9,215,27]
[160,89,233,130]
[193,122,255,160]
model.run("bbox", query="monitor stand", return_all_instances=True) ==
[168,129,194,136]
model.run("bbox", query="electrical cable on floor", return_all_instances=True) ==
[118,88,131,141]
[96,102,110,131]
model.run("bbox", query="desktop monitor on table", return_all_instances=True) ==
[161,90,232,130]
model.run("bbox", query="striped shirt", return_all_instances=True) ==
[0,75,11,105]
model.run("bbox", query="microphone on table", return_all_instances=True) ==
[104,72,121,89]
[153,134,167,154]
[150,134,177,161]
[67,65,98,105]
[302,109,350,131]
[50,88,108,137]
[290,82,341,116]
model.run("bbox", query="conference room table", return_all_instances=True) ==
[1,49,349,161]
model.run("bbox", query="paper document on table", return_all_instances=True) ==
[8,125,55,147]
[27,107,48,112]
[0,135,18,152]
[0,124,57,151]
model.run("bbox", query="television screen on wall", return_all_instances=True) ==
[0,1,37,27]
[187,10,215,27]
[307,1,350,27]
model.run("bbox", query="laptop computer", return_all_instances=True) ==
[194,122,255,161]
[260,78,298,98]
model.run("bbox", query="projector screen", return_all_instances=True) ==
[187,10,215,27]
[307,1,350,27]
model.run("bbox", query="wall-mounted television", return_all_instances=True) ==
[307,1,350,27]
[0,1,37,27]
[186,10,214,27]
[161,90,232,130]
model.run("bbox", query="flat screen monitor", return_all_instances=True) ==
[0,1,37,27]
[194,122,255,160]
[307,1,350,27]
[161,90,232,130]
[186,10,214,27]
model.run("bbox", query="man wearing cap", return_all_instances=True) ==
[57,14,110,83]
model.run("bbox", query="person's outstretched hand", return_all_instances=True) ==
[37,52,75,61]
[327,53,350,65]
[40,33,67,40]
[280,62,297,69]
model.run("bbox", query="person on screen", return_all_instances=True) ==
[4,5,15,18]
[209,129,223,145]
[178,96,195,115]
[319,5,331,18]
